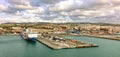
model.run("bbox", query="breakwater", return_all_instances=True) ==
[57,34,120,41]
[81,34,120,41]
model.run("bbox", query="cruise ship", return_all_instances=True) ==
[21,29,38,42]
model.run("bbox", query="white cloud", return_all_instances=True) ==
[0,0,120,23]
[25,7,45,14]
[0,17,6,23]
[0,4,8,11]
[14,4,33,10]
[50,16,73,23]
[49,0,83,11]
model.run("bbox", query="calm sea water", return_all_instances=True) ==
[0,35,120,57]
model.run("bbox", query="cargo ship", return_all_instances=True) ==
[21,29,38,42]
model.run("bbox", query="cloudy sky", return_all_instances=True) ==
[0,0,120,23]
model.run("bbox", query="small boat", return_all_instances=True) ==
[21,29,38,42]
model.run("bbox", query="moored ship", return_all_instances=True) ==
[21,29,38,42]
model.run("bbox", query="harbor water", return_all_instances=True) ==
[0,35,120,57]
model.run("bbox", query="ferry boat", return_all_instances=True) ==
[21,29,38,42]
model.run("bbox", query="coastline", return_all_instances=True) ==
[0,34,19,36]
[1,33,120,41]
[57,34,120,41]
[81,34,120,41]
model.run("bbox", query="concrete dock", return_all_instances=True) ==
[81,34,120,41]
[58,34,120,41]
[37,36,98,49]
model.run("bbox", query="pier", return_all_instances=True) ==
[37,36,98,49]
[80,34,120,41]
